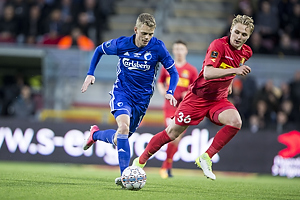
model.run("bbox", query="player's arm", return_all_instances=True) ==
[203,65,251,80]
[81,46,104,93]
[158,41,179,106]
[165,64,179,106]
[81,40,118,93]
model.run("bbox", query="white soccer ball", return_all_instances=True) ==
[121,166,147,190]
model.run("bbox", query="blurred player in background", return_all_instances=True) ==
[157,40,198,178]
[81,13,179,188]
[132,14,255,180]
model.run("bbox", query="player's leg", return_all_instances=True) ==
[133,91,206,168]
[134,119,188,167]
[196,100,240,180]
[206,108,241,158]
[160,133,183,178]
[83,126,116,150]
[114,113,131,176]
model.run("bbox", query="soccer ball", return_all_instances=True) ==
[121,166,147,190]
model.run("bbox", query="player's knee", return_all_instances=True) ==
[227,118,242,129]
[118,123,130,134]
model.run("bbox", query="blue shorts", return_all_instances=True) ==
[109,90,149,136]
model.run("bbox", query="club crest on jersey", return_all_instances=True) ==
[144,52,152,60]
[210,51,218,58]
[122,58,151,71]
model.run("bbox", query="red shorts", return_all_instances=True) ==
[174,90,236,126]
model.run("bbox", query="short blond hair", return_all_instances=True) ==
[135,13,156,29]
[231,15,255,34]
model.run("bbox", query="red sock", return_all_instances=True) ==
[206,125,240,158]
[139,130,172,164]
[161,142,178,169]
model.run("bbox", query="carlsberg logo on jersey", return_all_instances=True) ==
[122,58,151,71]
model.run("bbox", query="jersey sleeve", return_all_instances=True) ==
[87,39,119,75]
[157,41,175,70]
[203,39,225,68]
[101,39,118,55]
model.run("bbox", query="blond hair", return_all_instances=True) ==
[231,15,255,34]
[135,13,156,29]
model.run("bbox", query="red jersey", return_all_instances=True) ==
[158,62,198,111]
[190,36,252,100]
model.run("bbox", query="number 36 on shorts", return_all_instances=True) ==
[177,112,191,124]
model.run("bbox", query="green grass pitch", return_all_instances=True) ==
[0,161,299,200]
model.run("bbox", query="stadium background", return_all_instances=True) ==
[0,0,299,178]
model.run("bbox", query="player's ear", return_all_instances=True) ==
[134,27,138,34]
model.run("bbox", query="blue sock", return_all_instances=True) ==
[117,134,130,176]
[92,129,116,145]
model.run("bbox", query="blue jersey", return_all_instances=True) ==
[87,35,178,104]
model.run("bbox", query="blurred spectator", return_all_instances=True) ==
[288,3,300,49]
[0,74,23,116]
[220,15,234,37]
[289,71,300,122]
[274,32,299,56]
[78,0,108,44]
[235,0,257,18]
[0,4,17,43]
[248,31,272,54]
[57,27,94,51]
[277,0,296,33]
[23,4,43,41]
[249,99,270,133]
[228,78,243,113]
[39,29,62,46]
[255,0,279,49]
[8,85,36,119]
[43,8,66,36]
[239,75,258,125]
[276,99,297,133]
[252,80,282,128]
[11,0,29,37]
[279,82,292,102]
[76,12,93,39]
[58,0,76,25]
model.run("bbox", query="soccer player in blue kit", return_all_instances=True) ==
[81,13,179,188]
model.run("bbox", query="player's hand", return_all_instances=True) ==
[165,93,177,107]
[81,75,95,93]
[236,65,251,76]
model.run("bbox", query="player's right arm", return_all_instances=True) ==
[203,65,251,80]
[203,39,251,80]
[81,39,118,93]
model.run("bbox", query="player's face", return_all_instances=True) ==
[134,24,155,48]
[230,23,251,50]
[172,43,188,61]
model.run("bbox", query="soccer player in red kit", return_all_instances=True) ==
[157,40,198,178]
[132,15,255,180]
